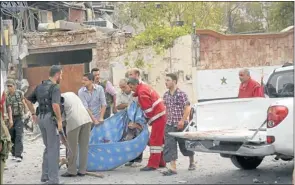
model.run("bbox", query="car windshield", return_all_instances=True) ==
[265,69,294,98]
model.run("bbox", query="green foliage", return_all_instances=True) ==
[115,1,294,66]
[118,2,225,54]
[127,25,190,54]
[268,2,294,32]
[134,57,145,68]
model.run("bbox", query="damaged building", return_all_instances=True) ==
[1,1,129,95]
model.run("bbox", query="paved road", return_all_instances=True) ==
[4,135,293,184]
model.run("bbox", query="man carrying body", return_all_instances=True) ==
[5,79,29,162]
[60,92,92,177]
[78,73,106,128]
[162,73,196,176]
[0,75,11,185]
[116,79,143,166]
[26,65,63,184]
[127,78,166,171]
[91,68,117,118]
[238,69,264,98]
[128,68,145,84]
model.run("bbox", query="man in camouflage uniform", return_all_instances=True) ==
[5,79,28,162]
[91,68,117,119]
[1,80,11,185]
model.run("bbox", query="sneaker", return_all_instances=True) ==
[11,156,16,161]
[16,157,22,162]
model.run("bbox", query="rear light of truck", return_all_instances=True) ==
[267,105,288,128]
[267,136,275,144]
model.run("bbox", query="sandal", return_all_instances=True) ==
[162,169,177,176]
[188,164,196,171]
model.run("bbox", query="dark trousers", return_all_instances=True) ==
[104,106,111,119]
[9,116,24,158]
[163,124,195,163]
[130,153,143,163]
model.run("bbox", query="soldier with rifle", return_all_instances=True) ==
[25,65,64,184]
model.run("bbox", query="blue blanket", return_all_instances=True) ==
[85,102,149,171]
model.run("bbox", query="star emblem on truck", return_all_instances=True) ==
[221,77,227,85]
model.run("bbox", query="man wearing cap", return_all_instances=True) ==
[5,79,29,162]
[26,65,63,184]
[127,77,166,171]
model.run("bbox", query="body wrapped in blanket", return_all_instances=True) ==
[122,122,143,141]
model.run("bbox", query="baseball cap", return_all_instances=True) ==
[6,79,15,86]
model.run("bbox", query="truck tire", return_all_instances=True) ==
[230,155,263,170]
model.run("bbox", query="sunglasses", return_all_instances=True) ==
[7,85,13,87]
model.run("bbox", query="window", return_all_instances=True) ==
[265,70,294,98]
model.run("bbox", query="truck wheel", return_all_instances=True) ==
[230,155,264,170]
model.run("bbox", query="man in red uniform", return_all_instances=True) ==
[238,69,264,98]
[127,77,166,171]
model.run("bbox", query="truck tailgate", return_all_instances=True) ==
[169,129,266,143]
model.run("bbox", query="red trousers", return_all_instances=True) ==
[147,115,166,168]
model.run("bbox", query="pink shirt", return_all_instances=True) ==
[105,81,116,96]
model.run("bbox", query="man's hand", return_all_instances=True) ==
[94,119,100,125]
[9,120,13,129]
[177,120,184,130]
[94,118,104,125]
[113,106,118,114]
[57,120,63,131]
[98,117,104,124]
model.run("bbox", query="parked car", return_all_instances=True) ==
[170,64,293,170]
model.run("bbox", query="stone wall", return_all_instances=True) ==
[197,28,294,70]
[22,28,129,92]
[23,28,100,49]
[92,35,128,70]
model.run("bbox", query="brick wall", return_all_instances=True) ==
[197,29,294,70]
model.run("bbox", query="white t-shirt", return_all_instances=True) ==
[61,92,92,133]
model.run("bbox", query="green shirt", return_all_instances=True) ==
[6,90,24,116]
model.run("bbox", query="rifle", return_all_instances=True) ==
[58,126,72,157]
[24,115,34,132]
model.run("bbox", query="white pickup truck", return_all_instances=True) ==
[170,64,293,170]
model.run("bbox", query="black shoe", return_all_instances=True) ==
[77,172,86,177]
[41,179,48,183]
[140,166,156,171]
[61,172,77,177]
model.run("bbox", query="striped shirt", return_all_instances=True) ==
[78,84,107,120]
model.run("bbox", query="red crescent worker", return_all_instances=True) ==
[238,68,265,98]
[127,77,166,171]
